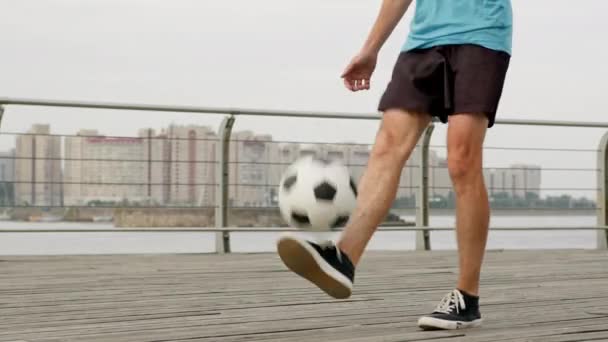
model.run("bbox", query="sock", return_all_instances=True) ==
[458,289,480,308]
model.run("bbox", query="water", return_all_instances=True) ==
[0,215,599,255]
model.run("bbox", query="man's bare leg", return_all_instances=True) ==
[337,109,431,265]
[416,113,489,330]
[276,109,430,299]
[447,113,490,296]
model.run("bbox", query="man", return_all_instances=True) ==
[276,0,512,330]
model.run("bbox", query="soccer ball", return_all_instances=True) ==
[278,156,358,231]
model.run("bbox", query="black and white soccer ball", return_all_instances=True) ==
[278,156,358,231]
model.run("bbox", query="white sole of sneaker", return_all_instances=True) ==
[417,316,483,330]
[276,233,353,299]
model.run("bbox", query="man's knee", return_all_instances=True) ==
[372,110,430,161]
[373,125,402,158]
[447,144,483,185]
[447,113,487,183]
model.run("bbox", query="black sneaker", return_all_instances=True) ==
[276,233,355,299]
[417,289,483,330]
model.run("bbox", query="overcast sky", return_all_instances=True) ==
[1,0,607,198]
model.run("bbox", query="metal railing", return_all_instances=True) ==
[1,97,607,253]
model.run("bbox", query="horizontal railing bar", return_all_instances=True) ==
[2,97,608,128]
[484,147,599,152]
[5,181,218,186]
[494,119,608,128]
[431,187,600,191]
[0,156,373,167]
[240,162,597,172]
[225,184,599,191]
[430,145,601,152]
[0,130,375,147]
[1,226,607,233]
[0,159,597,173]
[2,181,598,191]
[0,205,218,209]
[0,130,220,142]
[227,161,402,167]
[232,142,600,152]
[235,140,376,147]
[0,97,379,120]
[223,206,599,210]
[433,166,599,172]
[435,207,599,210]
[0,156,218,164]
[1,128,601,153]
[224,162,595,172]
[0,206,598,210]
[396,207,598,209]
[0,158,597,173]
[0,155,598,172]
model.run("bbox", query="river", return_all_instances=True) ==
[0,215,600,255]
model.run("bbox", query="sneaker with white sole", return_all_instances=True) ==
[417,289,483,330]
[276,233,355,299]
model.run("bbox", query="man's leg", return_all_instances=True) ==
[417,44,508,331]
[276,109,431,299]
[337,109,431,265]
[447,113,489,296]
[417,112,489,330]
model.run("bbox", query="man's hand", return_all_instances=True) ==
[340,0,413,92]
[341,51,378,92]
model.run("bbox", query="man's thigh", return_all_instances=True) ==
[451,44,511,128]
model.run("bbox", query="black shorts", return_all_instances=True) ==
[378,44,510,128]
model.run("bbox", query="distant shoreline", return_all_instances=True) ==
[392,208,598,217]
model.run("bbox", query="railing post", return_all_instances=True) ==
[416,124,434,251]
[0,105,4,207]
[215,115,235,254]
[597,131,608,250]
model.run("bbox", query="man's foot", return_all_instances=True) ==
[417,289,482,330]
[276,233,355,299]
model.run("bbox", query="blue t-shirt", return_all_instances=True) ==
[403,0,513,55]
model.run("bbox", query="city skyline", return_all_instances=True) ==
[0,123,561,209]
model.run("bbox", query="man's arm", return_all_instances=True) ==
[342,0,413,91]
[362,0,413,54]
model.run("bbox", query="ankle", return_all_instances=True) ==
[457,288,480,308]
[336,241,360,266]
[456,283,479,297]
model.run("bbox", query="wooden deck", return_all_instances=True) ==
[2,249,608,342]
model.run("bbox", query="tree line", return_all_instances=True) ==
[393,191,596,209]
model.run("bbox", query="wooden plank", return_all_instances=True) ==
[1,250,607,341]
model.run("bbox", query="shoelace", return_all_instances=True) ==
[317,240,342,263]
[434,289,466,314]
